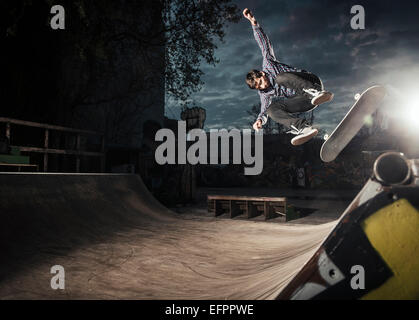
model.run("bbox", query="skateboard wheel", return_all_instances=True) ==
[354,93,361,100]
[323,134,329,141]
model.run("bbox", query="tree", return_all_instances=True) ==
[163,0,240,106]
[4,0,240,133]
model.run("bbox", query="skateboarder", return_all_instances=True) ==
[243,8,334,145]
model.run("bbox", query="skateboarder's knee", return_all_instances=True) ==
[275,73,288,85]
[267,103,285,119]
[266,105,279,119]
[275,73,302,87]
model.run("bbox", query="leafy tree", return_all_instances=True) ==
[162,0,240,106]
[4,0,240,130]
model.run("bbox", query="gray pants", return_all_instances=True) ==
[267,72,322,130]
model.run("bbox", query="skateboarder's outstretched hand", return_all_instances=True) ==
[243,8,257,26]
[253,119,262,132]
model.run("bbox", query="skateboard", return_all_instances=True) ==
[320,85,387,162]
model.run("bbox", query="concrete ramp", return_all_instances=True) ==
[1,168,417,300]
[0,173,333,299]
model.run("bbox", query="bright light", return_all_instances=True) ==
[405,101,419,127]
[386,87,419,133]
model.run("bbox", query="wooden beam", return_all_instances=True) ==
[0,117,102,136]
[13,146,103,157]
[76,134,81,173]
[5,122,11,140]
[0,163,38,167]
[229,200,241,218]
[264,201,274,220]
[100,136,106,173]
[246,201,259,219]
[0,163,39,172]
[43,129,49,172]
[214,200,223,216]
[208,195,286,202]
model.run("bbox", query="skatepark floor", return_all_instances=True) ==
[0,174,358,300]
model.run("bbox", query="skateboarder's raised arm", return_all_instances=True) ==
[243,9,276,62]
[252,24,276,62]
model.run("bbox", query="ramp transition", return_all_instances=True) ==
[0,166,417,299]
[0,173,332,299]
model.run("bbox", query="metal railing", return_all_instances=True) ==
[0,117,105,172]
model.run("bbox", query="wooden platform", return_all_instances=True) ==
[0,163,39,172]
[207,195,287,221]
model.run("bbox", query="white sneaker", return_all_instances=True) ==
[290,126,318,146]
[303,88,334,106]
[286,125,302,135]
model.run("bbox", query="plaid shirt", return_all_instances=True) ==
[252,24,303,124]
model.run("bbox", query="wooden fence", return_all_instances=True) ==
[0,117,105,172]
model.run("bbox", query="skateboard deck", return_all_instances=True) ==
[320,85,387,162]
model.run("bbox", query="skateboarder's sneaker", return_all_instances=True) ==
[303,89,334,106]
[288,125,319,146]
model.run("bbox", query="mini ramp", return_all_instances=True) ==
[0,173,333,299]
[0,155,418,300]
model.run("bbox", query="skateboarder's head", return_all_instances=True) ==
[246,70,270,90]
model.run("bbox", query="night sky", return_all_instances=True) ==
[166,0,419,134]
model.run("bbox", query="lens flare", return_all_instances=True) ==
[386,87,419,134]
[405,101,419,127]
